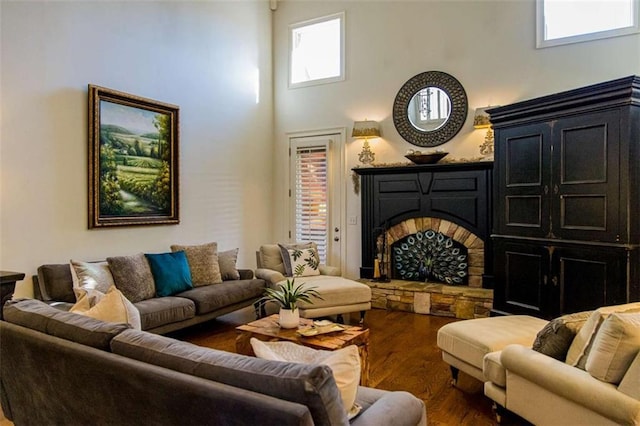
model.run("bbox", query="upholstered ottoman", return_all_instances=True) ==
[437,315,548,385]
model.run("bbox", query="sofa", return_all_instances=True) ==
[255,243,372,321]
[439,303,640,425]
[0,299,427,426]
[33,250,266,334]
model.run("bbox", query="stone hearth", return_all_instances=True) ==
[363,279,493,319]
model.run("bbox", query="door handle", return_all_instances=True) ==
[554,185,559,194]
[334,227,339,232]
[551,276,558,287]
[544,185,549,194]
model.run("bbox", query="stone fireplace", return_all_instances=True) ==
[385,217,484,287]
[353,161,494,318]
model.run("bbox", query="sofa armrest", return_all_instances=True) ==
[501,344,640,425]
[254,268,286,286]
[319,265,341,276]
[352,390,426,426]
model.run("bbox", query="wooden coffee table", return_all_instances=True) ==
[235,314,370,386]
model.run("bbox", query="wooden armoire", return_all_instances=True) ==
[490,76,639,319]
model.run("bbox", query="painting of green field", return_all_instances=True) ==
[99,100,171,216]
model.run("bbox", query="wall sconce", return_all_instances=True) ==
[473,107,496,156]
[352,120,380,166]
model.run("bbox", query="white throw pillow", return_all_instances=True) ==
[585,312,640,384]
[565,302,640,368]
[250,338,361,417]
[71,285,141,330]
[69,259,115,296]
[286,247,321,277]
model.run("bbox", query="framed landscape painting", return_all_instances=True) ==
[88,85,179,228]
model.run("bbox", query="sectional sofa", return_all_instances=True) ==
[0,299,427,426]
[33,255,266,334]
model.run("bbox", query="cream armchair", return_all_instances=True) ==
[255,244,371,322]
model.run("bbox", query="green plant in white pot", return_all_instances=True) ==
[260,278,323,328]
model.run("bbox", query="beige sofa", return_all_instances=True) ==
[255,244,371,321]
[438,303,640,425]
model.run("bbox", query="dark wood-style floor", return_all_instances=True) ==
[170,307,530,426]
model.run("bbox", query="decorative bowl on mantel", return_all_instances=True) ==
[405,151,448,164]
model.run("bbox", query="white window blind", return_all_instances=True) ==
[293,144,328,264]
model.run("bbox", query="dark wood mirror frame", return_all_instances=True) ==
[393,71,468,147]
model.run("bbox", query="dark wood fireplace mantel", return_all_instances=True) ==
[354,161,494,287]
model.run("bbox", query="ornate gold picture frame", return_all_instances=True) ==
[88,85,179,228]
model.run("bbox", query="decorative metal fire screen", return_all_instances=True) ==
[392,229,468,284]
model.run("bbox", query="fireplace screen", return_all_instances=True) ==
[392,229,468,284]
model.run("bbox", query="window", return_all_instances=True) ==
[289,12,345,88]
[537,0,640,48]
[291,141,329,264]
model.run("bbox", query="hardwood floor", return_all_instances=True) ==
[170,307,530,426]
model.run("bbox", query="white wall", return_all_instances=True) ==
[0,1,274,297]
[272,0,640,279]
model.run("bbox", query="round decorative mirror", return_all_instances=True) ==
[393,71,468,147]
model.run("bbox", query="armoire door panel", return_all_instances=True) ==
[505,196,542,228]
[506,134,543,187]
[553,110,620,242]
[561,195,607,230]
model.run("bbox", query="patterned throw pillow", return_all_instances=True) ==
[219,248,240,281]
[170,242,222,286]
[106,253,156,303]
[277,242,316,276]
[285,247,320,277]
[532,310,592,360]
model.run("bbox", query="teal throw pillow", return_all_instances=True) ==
[145,251,193,297]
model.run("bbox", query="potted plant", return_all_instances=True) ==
[259,278,323,328]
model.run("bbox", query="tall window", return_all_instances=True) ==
[537,0,640,48]
[289,12,345,88]
[292,143,329,263]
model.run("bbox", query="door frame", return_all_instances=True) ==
[286,127,347,269]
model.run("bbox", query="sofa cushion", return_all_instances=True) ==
[250,339,361,418]
[3,299,129,351]
[71,285,142,330]
[145,251,193,297]
[107,253,156,303]
[36,264,75,303]
[532,310,592,361]
[618,350,640,399]
[584,312,640,384]
[280,276,371,310]
[176,280,264,315]
[170,242,222,286]
[219,248,240,280]
[134,297,196,330]
[566,302,640,369]
[70,260,114,294]
[260,243,315,275]
[110,329,348,425]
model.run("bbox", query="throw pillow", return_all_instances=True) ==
[277,242,316,276]
[566,302,640,369]
[219,248,240,280]
[585,312,640,384]
[170,242,222,286]
[71,285,141,330]
[69,260,114,295]
[249,338,361,419]
[106,253,156,303]
[145,251,193,297]
[532,310,592,360]
[288,247,320,277]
